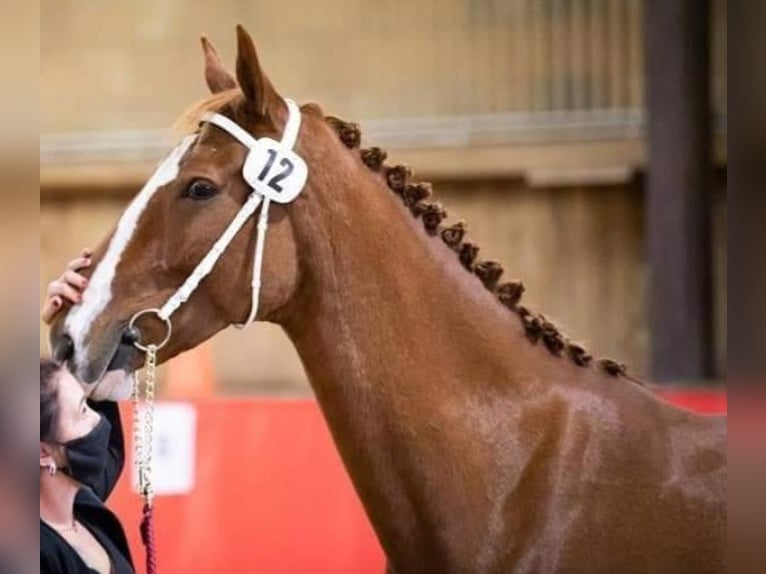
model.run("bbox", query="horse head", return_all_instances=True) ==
[48,26,336,397]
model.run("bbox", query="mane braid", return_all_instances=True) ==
[326,116,361,148]
[361,147,387,170]
[326,115,637,382]
[441,222,467,249]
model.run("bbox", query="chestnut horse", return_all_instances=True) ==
[49,26,726,574]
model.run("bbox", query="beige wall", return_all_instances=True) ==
[42,0,725,132]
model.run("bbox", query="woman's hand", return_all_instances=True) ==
[41,248,92,324]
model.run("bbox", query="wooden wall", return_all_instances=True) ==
[41,0,725,131]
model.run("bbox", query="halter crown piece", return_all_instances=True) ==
[130,97,308,343]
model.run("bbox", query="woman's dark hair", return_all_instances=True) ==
[40,358,63,443]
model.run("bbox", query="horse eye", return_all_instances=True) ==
[185,179,218,200]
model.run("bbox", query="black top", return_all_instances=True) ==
[40,401,135,574]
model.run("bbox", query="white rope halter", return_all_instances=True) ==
[131,97,308,345]
[126,100,308,564]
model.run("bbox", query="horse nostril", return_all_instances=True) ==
[122,326,141,346]
[55,334,74,362]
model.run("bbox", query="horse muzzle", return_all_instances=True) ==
[50,325,143,400]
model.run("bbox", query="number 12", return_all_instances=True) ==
[257,149,295,193]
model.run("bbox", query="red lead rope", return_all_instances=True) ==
[140,502,157,574]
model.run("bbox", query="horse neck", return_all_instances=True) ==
[277,161,574,567]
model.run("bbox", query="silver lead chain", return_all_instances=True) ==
[132,344,157,505]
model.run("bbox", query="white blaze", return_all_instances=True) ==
[64,135,198,375]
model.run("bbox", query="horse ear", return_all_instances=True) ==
[235,24,279,117]
[201,35,237,94]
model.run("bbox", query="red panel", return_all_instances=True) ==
[657,388,727,414]
[110,390,725,573]
[109,400,385,574]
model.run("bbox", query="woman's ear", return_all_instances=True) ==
[40,443,59,471]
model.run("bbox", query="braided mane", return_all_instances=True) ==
[174,94,631,380]
[325,116,631,379]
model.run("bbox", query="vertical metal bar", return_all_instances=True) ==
[646,0,714,381]
[627,0,644,109]
[551,0,567,110]
[530,0,548,110]
[607,0,625,108]
[515,0,531,110]
[571,0,587,110]
[589,0,606,109]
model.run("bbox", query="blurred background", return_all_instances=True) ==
[39,1,727,572]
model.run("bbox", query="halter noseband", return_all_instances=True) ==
[130,97,308,349]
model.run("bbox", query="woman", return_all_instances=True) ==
[40,251,134,574]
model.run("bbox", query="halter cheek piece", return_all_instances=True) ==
[129,98,308,349]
